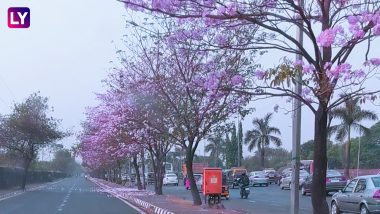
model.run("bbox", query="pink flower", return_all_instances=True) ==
[373,24,380,36]
[226,3,238,15]
[329,63,352,78]
[255,70,266,80]
[231,75,244,85]
[348,16,359,25]
[317,26,343,47]
[217,6,226,15]
[353,69,365,78]
[302,64,314,74]
[214,34,227,46]
[294,60,303,67]
[353,29,365,39]
[152,0,171,10]
[370,58,380,66]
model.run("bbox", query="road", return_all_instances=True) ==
[157,183,333,214]
[0,177,140,214]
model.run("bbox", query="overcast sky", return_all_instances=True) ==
[0,0,379,159]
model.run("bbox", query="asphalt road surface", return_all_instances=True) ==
[0,177,140,214]
[157,183,333,214]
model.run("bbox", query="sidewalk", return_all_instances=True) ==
[91,178,241,214]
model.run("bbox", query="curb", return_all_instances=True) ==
[90,178,174,214]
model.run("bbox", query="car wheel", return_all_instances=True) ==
[301,186,306,196]
[226,196,229,200]
[331,201,341,214]
[281,186,284,190]
[265,183,268,187]
[360,205,369,214]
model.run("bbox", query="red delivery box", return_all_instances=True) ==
[202,168,222,195]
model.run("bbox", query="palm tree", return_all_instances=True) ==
[330,97,378,178]
[205,134,225,167]
[244,113,282,169]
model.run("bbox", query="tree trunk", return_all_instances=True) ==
[21,159,31,191]
[132,154,143,190]
[149,147,164,195]
[118,163,122,184]
[311,104,329,214]
[155,157,164,195]
[141,150,146,190]
[186,150,202,205]
[261,146,265,169]
[344,127,351,179]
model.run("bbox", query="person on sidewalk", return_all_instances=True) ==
[185,177,191,190]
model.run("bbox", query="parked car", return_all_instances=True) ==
[194,173,203,192]
[280,170,310,190]
[249,171,269,187]
[331,175,380,214]
[163,173,178,186]
[145,172,155,184]
[263,169,276,184]
[301,170,347,196]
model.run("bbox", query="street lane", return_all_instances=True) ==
[0,177,140,214]
[157,183,333,214]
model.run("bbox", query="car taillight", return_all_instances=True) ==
[339,176,346,181]
[326,178,331,183]
[373,190,380,199]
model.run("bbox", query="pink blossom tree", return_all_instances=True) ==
[114,20,251,204]
[122,1,380,212]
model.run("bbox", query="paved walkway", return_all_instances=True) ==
[91,178,241,214]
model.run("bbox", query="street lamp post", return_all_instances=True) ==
[291,0,304,213]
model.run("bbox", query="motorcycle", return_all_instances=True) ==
[240,185,250,199]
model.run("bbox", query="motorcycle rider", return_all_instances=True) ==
[239,172,250,198]
[239,172,250,187]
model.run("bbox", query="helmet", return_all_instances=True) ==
[242,172,246,176]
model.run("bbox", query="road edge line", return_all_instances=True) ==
[89,178,146,214]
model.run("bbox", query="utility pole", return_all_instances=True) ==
[356,131,361,177]
[237,113,240,167]
[291,0,303,213]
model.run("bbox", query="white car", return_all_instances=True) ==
[163,173,178,186]
[249,171,269,187]
[195,174,203,192]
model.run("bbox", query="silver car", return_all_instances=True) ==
[280,170,309,190]
[331,175,380,214]
[249,171,269,187]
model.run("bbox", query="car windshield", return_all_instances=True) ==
[372,177,380,187]
[194,175,202,180]
[327,170,342,177]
